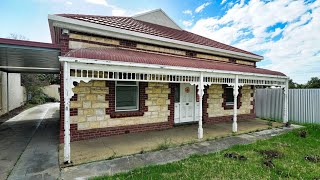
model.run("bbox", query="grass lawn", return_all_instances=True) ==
[94,124,320,180]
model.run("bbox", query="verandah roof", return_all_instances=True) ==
[0,38,60,73]
[64,47,286,77]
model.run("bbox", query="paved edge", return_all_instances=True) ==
[61,125,303,180]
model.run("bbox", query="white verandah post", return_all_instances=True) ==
[233,75,239,133]
[197,72,204,139]
[283,79,289,123]
[63,61,71,163]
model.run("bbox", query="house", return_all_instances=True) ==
[48,9,289,163]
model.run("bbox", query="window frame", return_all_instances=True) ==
[115,81,139,112]
[225,86,234,106]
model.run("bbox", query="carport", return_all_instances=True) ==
[0,38,60,115]
[0,38,61,179]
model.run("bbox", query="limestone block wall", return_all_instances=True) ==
[70,81,170,130]
[207,84,254,117]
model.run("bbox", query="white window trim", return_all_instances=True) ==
[115,81,139,112]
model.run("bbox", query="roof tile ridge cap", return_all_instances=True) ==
[134,19,181,31]
[115,47,255,67]
[55,14,129,18]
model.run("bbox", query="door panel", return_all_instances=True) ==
[179,84,195,123]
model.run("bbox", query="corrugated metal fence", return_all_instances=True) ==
[255,89,320,124]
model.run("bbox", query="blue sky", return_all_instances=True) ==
[0,0,319,83]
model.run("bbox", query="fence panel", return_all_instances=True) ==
[255,89,320,124]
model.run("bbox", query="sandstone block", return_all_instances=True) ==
[78,122,90,130]
[95,108,105,115]
[91,87,108,94]
[79,81,93,87]
[70,101,82,108]
[92,102,109,108]
[83,101,92,108]
[93,80,106,87]
[84,109,94,115]
[89,121,100,129]
[161,89,170,94]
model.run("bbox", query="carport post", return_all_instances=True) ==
[232,75,239,133]
[197,72,204,139]
[63,61,71,163]
[283,79,289,123]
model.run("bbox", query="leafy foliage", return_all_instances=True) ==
[289,77,320,89]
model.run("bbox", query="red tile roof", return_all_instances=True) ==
[56,14,261,58]
[64,47,285,76]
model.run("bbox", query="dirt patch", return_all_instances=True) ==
[305,155,320,163]
[259,150,283,159]
[298,130,307,138]
[284,122,291,127]
[263,159,275,168]
[224,152,247,161]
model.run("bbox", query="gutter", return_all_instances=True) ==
[49,15,263,62]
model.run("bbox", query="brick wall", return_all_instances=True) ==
[64,81,175,142]
[204,84,255,124]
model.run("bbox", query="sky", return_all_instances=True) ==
[0,0,319,83]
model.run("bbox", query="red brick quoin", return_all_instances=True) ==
[65,82,176,142]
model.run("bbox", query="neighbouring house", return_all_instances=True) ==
[48,9,289,163]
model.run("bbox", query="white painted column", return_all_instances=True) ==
[197,72,204,139]
[283,79,289,123]
[233,75,239,133]
[63,61,71,163]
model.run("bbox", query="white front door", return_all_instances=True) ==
[179,84,195,123]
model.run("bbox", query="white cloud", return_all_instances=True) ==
[182,20,193,27]
[221,0,227,5]
[195,2,211,13]
[85,0,108,6]
[66,1,72,5]
[190,0,320,83]
[183,9,193,15]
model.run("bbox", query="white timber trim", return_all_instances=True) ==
[63,61,71,164]
[49,14,263,61]
[232,75,239,132]
[283,79,289,123]
[60,57,287,84]
[197,72,204,139]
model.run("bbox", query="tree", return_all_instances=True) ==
[305,77,320,88]
[289,77,320,89]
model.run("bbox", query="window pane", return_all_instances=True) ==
[117,81,137,85]
[116,86,138,110]
[226,87,234,104]
[174,85,180,103]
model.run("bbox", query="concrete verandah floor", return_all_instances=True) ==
[60,118,282,166]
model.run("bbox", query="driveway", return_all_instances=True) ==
[0,103,60,180]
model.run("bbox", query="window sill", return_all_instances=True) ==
[109,110,144,118]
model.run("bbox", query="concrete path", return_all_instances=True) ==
[0,103,60,180]
[61,124,302,180]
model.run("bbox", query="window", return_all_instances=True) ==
[174,85,180,103]
[225,86,234,105]
[115,81,139,111]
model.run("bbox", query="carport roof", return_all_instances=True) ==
[0,38,61,73]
